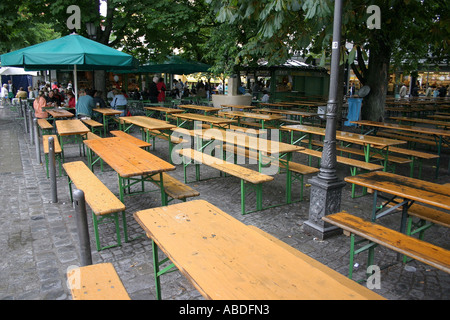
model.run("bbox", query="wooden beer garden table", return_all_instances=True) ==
[344,171,450,233]
[92,108,123,136]
[134,199,385,300]
[219,110,284,129]
[55,119,90,160]
[351,120,450,178]
[83,137,175,204]
[172,112,236,129]
[178,104,220,115]
[143,106,184,121]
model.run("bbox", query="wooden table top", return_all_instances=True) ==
[220,104,256,110]
[93,108,123,116]
[219,110,284,121]
[134,199,384,300]
[55,119,90,136]
[143,106,184,114]
[178,104,220,112]
[351,120,450,137]
[281,124,406,148]
[119,116,176,131]
[172,113,237,125]
[389,116,450,128]
[84,137,175,178]
[344,171,450,211]
[179,128,303,154]
[257,108,318,117]
[47,108,74,118]
[428,114,450,121]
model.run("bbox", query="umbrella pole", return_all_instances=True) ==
[74,65,78,106]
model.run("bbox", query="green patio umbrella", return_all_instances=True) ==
[0,33,139,102]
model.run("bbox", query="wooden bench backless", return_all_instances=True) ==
[67,263,130,300]
[176,148,273,214]
[38,118,53,133]
[323,211,450,277]
[224,144,319,202]
[63,161,127,251]
[150,172,199,202]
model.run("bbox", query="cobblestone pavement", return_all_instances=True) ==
[0,104,449,301]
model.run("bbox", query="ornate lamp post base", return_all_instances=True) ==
[303,176,346,240]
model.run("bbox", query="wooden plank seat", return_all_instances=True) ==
[387,146,439,178]
[308,139,411,171]
[223,144,319,202]
[376,130,449,149]
[322,211,450,279]
[200,123,263,136]
[176,148,274,214]
[42,135,63,178]
[299,148,384,198]
[67,263,130,300]
[382,200,450,253]
[63,161,127,251]
[247,225,385,300]
[84,131,102,140]
[81,119,104,136]
[148,172,200,203]
[38,118,53,134]
[110,130,152,149]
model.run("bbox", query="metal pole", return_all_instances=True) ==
[33,118,42,164]
[28,109,34,145]
[304,0,346,240]
[48,136,58,203]
[72,189,92,266]
[22,102,28,134]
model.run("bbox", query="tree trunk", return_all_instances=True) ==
[361,42,391,122]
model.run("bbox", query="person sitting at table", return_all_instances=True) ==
[46,90,61,107]
[260,90,270,103]
[93,90,107,109]
[33,91,49,119]
[110,89,128,116]
[66,91,76,115]
[75,88,95,119]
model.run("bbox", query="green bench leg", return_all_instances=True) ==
[152,240,177,300]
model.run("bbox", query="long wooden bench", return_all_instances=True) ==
[382,200,450,245]
[110,130,152,149]
[176,148,274,214]
[67,263,130,300]
[299,148,384,198]
[323,211,450,279]
[223,144,319,203]
[38,118,53,135]
[81,119,104,136]
[387,146,439,178]
[308,140,411,172]
[149,172,200,203]
[63,161,127,251]
[42,135,63,178]
[247,225,385,299]
[377,130,449,149]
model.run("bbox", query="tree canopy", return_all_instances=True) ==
[1,0,448,120]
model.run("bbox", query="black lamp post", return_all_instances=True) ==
[303,0,346,240]
[86,22,97,40]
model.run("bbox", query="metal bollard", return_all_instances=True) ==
[23,104,28,134]
[33,118,42,164]
[48,136,58,203]
[73,189,93,266]
[28,109,34,145]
